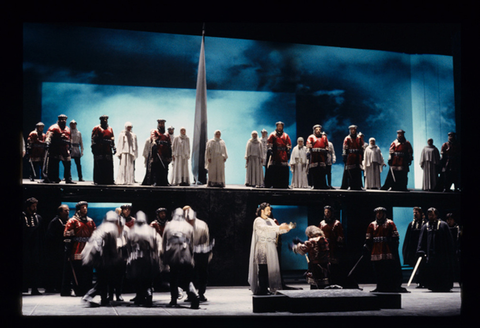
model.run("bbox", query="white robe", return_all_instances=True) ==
[420,145,440,191]
[289,145,309,188]
[363,145,385,189]
[248,217,288,294]
[171,134,190,185]
[116,130,138,185]
[205,138,228,187]
[245,138,265,186]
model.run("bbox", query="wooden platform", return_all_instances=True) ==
[253,289,401,313]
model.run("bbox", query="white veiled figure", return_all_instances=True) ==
[248,212,289,295]
[116,122,138,185]
[205,130,228,187]
[289,137,309,188]
[362,138,385,189]
[419,140,441,191]
[171,127,191,186]
[245,131,265,187]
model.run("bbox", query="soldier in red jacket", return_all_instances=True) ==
[63,201,96,296]
[365,207,407,292]
[142,119,172,186]
[265,121,291,188]
[381,129,413,191]
[341,125,364,190]
[91,115,115,185]
[306,124,329,189]
[44,114,75,184]
[26,122,46,181]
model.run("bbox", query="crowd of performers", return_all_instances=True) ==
[23,197,461,307]
[248,203,461,295]
[21,198,212,309]
[24,115,459,192]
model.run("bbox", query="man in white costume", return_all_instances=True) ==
[419,138,441,191]
[205,130,228,187]
[289,137,309,188]
[116,122,138,185]
[245,131,265,187]
[248,202,292,295]
[362,137,386,189]
[171,127,191,186]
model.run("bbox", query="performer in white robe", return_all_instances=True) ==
[171,127,191,186]
[362,138,386,189]
[116,122,138,185]
[419,138,441,191]
[205,130,228,187]
[245,131,265,187]
[248,203,292,295]
[289,137,309,189]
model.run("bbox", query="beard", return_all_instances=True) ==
[158,126,166,134]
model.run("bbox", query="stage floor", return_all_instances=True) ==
[21,283,461,317]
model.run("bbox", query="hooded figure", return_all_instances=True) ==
[81,211,123,306]
[125,211,162,306]
[290,137,309,189]
[205,130,228,187]
[363,138,386,189]
[162,208,199,309]
[245,131,265,187]
[116,122,138,185]
[171,127,191,186]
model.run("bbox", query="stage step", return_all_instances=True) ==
[252,289,401,313]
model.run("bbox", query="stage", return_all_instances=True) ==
[19,284,462,321]
[22,179,461,287]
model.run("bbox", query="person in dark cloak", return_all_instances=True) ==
[21,197,45,295]
[416,207,456,292]
[402,206,427,288]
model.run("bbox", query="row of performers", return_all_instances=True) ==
[22,198,212,309]
[24,115,459,191]
[23,196,461,304]
[249,204,461,295]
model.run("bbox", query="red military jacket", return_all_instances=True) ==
[64,216,96,260]
[307,134,329,167]
[319,219,344,263]
[152,130,172,162]
[91,125,115,155]
[441,141,458,171]
[267,131,292,164]
[27,129,46,161]
[150,220,165,237]
[366,219,399,261]
[304,236,330,265]
[47,124,71,158]
[343,134,364,169]
[389,139,413,169]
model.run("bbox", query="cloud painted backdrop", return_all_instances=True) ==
[24,23,455,188]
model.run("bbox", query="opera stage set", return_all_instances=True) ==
[19,22,469,317]
[22,180,461,287]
